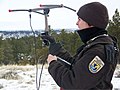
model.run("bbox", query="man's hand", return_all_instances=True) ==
[47,54,57,64]
[41,34,62,55]
[41,35,56,45]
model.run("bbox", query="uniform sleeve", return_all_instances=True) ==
[48,46,108,89]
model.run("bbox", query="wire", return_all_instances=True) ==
[38,56,47,89]
[29,13,46,90]
[29,13,38,89]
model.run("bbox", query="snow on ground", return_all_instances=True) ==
[0,65,60,90]
[112,65,120,90]
[0,65,120,90]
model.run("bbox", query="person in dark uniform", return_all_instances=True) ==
[41,2,119,90]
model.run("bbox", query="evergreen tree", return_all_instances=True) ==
[1,39,14,65]
[107,9,120,64]
[107,9,120,47]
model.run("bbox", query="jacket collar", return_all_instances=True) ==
[77,27,107,44]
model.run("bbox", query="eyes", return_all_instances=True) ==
[78,18,81,21]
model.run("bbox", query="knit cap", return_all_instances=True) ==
[77,2,109,29]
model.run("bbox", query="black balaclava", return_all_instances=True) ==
[77,27,107,44]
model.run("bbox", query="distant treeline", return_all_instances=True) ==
[0,9,120,65]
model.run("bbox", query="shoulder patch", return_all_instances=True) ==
[89,56,104,73]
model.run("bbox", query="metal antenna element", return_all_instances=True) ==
[43,9,50,32]
[9,9,46,15]
[39,4,76,12]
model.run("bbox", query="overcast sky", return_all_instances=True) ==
[0,0,120,31]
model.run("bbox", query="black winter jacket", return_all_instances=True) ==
[48,29,119,90]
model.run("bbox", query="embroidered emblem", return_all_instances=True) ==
[89,56,104,73]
